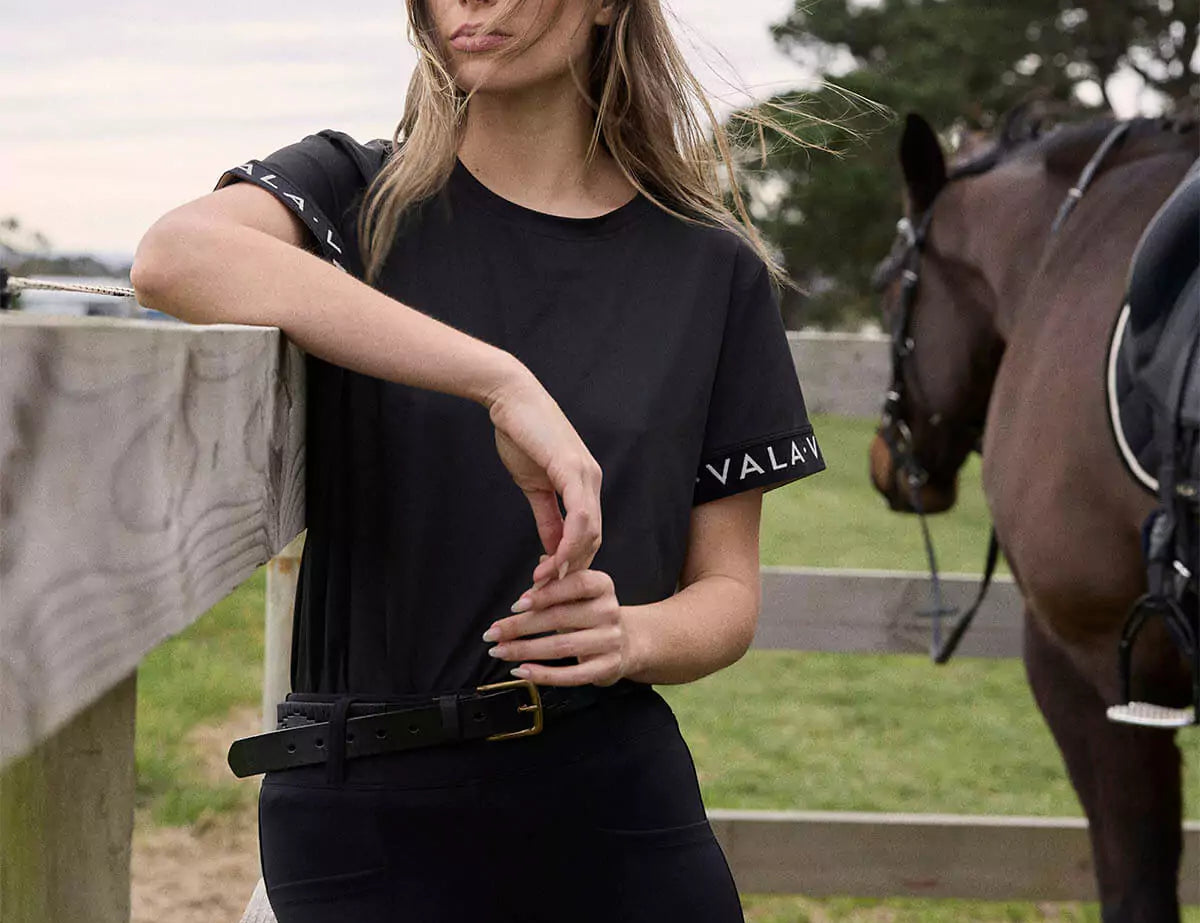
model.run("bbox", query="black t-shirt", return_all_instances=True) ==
[219,130,824,696]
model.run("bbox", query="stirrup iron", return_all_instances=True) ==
[1107,592,1199,728]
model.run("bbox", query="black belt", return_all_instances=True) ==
[227,680,617,779]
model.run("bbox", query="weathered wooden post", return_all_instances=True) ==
[263,534,304,732]
[0,313,305,923]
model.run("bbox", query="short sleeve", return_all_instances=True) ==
[215,130,388,275]
[693,253,825,505]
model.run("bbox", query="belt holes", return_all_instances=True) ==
[375,729,387,739]
[472,711,486,723]
[408,724,420,735]
[314,738,324,749]
[345,733,355,744]
[286,743,296,754]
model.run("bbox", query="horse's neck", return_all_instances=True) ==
[954,160,1063,343]
[971,145,1197,345]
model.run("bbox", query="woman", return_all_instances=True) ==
[131,1,824,920]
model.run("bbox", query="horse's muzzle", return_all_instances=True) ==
[869,432,959,514]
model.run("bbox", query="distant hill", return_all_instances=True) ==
[1,217,130,279]
[8,253,131,279]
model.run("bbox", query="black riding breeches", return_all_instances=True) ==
[257,687,745,923]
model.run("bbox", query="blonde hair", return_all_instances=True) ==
[358,0,810,285]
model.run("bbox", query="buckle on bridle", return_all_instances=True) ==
[476,679,543,741]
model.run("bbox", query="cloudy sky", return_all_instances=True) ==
[2,0,818,258]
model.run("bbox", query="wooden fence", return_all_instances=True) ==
[1,319,1196,923]
[0,315,304,923]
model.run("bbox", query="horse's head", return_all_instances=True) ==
[869,113,1006,514]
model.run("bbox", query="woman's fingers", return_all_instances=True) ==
[522,488,565,561]
[486,591,613,645]
[532,471,601,584]
[511,656,624,688]
[509,569,613,617]
[482,568,625,687]
[489,624,620,664]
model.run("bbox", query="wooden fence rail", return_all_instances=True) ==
[757,566,1025,657]
[711,810,1200,902]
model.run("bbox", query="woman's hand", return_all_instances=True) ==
[482,569,634,687]
[485,368,603,583]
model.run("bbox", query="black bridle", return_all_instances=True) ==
[875,207,998,664]
[875,120,1131,664]
[877,211,934,491]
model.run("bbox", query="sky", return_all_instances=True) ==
[1,0,813,258]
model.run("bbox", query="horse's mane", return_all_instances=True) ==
[947,111,1197,184]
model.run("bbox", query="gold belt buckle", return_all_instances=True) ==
[476,679,543,741]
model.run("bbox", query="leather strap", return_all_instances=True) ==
[325,696,359,785]
[228,684,618,778]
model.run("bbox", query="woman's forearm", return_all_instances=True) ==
[622,574,759,685]
[131,215,525,406]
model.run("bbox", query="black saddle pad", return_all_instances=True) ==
[1107,160,1200,494]
[1108,304,1162,493]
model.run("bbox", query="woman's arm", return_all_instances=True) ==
[131,184,602,582]
[483,488,763,686]
[622,488,762,683]
[132,183,522,404]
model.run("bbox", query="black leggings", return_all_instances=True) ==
[258,687,744,922]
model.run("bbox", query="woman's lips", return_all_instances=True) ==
[450,32,510,53]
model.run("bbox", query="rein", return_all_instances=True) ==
[879,121,1131,663]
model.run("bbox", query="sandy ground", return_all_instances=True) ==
[131,707,263,923]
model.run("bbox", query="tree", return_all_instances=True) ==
[0,218,124,280]
[0,216,53,267]
[743,0,1198,329]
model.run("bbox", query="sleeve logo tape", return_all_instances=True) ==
[694,430,824,503]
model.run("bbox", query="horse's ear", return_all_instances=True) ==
[900,113,947,215]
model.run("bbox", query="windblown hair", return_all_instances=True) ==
[358,0,811,285]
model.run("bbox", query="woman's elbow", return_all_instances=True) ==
[727,582,761,664]
[734,612,758,663]
[130,214,210,321]
[130,220,172,303]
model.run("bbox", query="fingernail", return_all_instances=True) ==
[510,667,531,679]
[558,561,569,580]
[510,596,532,614]
[488,646,506,659]
[482,627,499,642]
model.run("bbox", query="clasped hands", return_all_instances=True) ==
[484,365,638,687]
[483,565,634,687]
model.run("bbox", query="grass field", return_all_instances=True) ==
[135,414,1200,920]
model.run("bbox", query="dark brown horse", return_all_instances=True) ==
[868,112,1198,922]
